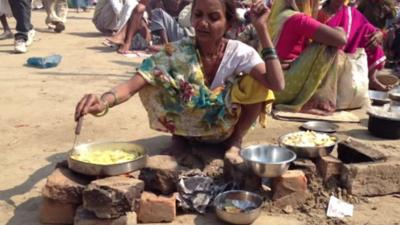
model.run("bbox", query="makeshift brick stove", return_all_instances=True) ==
[39,139,400,225]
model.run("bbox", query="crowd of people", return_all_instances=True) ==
[1,0,400,151]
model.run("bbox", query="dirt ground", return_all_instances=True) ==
[0,9,399,225]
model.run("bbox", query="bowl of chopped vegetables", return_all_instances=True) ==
[278,131,338,158]
[214,190,263,225]
[68,142,147,176]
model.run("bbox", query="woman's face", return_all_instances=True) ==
[191,0,229,43]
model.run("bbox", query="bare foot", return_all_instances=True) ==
[118,43,131,53]
[105,37,124,46]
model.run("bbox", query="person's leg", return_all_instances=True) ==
[8,0,34,53]
[0,15,13,40]
[52,0,67,32]
[118,2,146,52]
[150,8,186,44]
[222,103,263,150]
[0,15,11,32]
[106,24,127,45]
[8,0,33,41]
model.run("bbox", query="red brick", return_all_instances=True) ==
[42,167,90,204]
[137,192,176,223]
[317,156,343,182]
[74,207,137,225]
[272,170,307,208]
[39,197,78,224]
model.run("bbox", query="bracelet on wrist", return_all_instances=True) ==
[93,98,109,117]
[261,47,278,60]
[101,91,119,107]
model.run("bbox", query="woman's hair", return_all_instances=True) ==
[192,0,239,26]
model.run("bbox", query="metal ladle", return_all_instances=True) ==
[72,116,84,150]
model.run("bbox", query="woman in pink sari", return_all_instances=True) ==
[318,0,389,90]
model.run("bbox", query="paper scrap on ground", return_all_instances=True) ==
[327,196,354,218]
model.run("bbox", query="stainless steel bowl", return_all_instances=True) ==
[214,190,263,225]
[240,145,296,178]
[369,90,390,105]
[68,142,147,176]
[278,133,337,158]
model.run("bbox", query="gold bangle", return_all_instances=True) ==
[101,91,118,107]
[93,98,109,117]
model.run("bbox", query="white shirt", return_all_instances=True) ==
[210,40,264,89]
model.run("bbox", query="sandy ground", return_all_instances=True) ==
[0,9,399,225]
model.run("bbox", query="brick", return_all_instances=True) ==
[223,147,261,190]
[291,159,317,180]
[272,170,307,208]
[83,176,144,219]
[139,155,182,195]
[341,161,400,196]
[317,156,343,182]
[39,197,78,224]
[338,139,386,163]
[74,207,137,225]
[42,167,91,204]
[137,192,176,223]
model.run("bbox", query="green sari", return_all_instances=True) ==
[268,0,345,114]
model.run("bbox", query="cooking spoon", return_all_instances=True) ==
[72,116,84,150]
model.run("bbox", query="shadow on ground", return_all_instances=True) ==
[87,46,117,53]
[0,153,64,208]
[111,60,141,68]
[31,71,132,78]
[5,197,42,225]
[68,32,103,38]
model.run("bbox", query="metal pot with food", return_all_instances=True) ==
[68,142,147,176]
[278,131,338,158]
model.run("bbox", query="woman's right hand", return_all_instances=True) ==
[74,94,106,121]
[249,0,271,32]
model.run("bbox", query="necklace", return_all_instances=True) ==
[196,39,227,86]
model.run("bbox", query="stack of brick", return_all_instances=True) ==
[40,166,90,224]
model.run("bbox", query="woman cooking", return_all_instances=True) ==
[74,0,284,153]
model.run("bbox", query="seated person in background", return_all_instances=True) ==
[105,0,151,54]
[318,0,390,90]
[93,0,140,35]
[74,0,284,152]
[268,0,348,115]
[149,2,194,51]
[357,0,397,29]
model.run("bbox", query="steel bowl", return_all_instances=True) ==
[68,142,147,176]
[214,190,263,225]
[240,145,296,178]
[278,132,337,158]
[369,90,390,105]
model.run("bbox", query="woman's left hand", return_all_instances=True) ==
[249,0,271,31]
[366,31,384,50]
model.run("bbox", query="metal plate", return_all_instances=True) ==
[300,121,339,133]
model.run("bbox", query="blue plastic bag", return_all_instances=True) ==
[27,54,62,69]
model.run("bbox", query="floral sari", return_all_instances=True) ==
[137,37,274,142]
[318,6,386,71]
[268,0,346,114]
